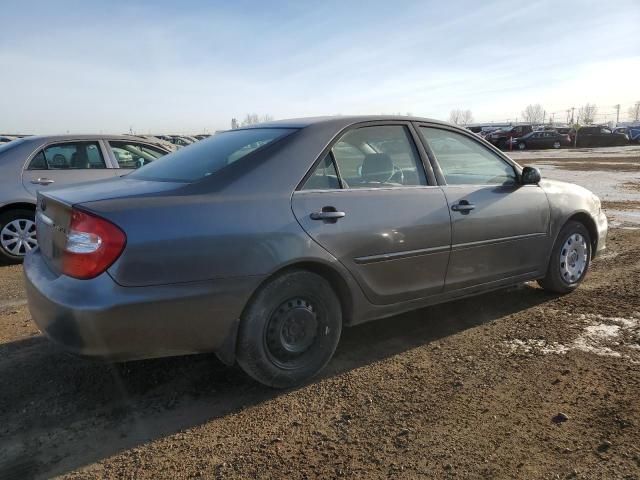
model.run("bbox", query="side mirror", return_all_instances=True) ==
[521,166,541,185]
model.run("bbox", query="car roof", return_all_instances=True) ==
[239,115,452,130]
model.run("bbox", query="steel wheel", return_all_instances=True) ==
[1,218,37,257]
[559,233,588,284]
[264,297,321,369]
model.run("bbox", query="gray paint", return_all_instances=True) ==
[23,116,608,364]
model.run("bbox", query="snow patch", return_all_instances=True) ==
[503,313,639,360]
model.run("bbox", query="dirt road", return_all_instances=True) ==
[1,156,639,479]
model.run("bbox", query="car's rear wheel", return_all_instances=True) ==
[518,142,526,150]
[237,270,342,388]
[0,209,37,265]
[538,221,591,294]
[553,141,561,149]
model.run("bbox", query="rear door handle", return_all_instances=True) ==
[451,201,475,212]
[31,178,55,186]
[310,211,346,220]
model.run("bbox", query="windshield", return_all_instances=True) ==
[131,128,296,182]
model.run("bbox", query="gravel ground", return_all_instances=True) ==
[1,153,639,480]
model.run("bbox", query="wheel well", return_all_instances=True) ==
[0,202,36,217]
[567,212,598,253]
[254,262,354,326]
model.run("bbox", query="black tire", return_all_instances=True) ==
[553,141,561,149]
[236,270,342,388]
[0,209,37,265]
[518,142,526,150]
[538,221,591,294]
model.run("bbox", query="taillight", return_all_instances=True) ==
[62,209,126,279]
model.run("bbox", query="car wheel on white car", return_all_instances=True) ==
[0,209,37,265]
[538,220,591,294]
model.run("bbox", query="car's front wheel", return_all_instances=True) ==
[0,209,37,265]
[518,142,526,150]
[553,140,561,149]
[237,270,342,388]
[538,221,591,293]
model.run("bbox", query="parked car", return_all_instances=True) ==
[170,136,195,147]
[612,126,640,143]
[511,131,572,150]
[575,126,628,147]
[0,135,171,263]
[131,135,178,152]
[24,116,607,388]
[0,135,18,144]
[486,125,534,149]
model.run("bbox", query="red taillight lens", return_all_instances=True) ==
[62,209,126,279]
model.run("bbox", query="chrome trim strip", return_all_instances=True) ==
[37,212,54,226]
[452,232,547,251]
[354,245,450,264]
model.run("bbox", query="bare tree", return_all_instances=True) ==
[578,103,597,125]
[460,110,474,126]
[628,102,640,122]
[521,104,545,124]
[449,109,463,125]
[449,109,473,126]
[241,113,274,126]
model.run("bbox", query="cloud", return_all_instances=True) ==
[0,0,638,133]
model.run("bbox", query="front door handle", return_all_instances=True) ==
[310,206,346,223]
[310,211,346,221]
[451,201,475,212]
[31,178,55,186]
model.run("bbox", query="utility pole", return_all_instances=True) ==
[614,104,620,126]
[543,110,546,125]
[566,109,571,124]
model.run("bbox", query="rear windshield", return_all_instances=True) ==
[130,128,296,182]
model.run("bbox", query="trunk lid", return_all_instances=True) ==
[35,177,187,274]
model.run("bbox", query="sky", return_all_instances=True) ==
[1,0,639,134]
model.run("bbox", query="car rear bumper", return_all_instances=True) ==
[23,249,264,363]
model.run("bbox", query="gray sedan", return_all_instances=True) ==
[24,116,607,388]
[0,135,170,263]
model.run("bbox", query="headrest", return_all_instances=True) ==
[361,153,393,183]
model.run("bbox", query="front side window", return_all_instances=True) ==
[109,141,167,169]
[420,127,517,186]
[29,141,106,170]
[330,125,426,189]
[131,128,296,182]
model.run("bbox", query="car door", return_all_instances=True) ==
[21,140,118,197]
[528,132,543,148]
[105,140,169,174]
[291,123,451,305]
[418,125,550,291]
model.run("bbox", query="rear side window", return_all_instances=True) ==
[421,127,517,186]
[330,125,426,189]
[108,141,167,169]
[29,142,106,170]
[302,154,341,190]
[131,128,296,182]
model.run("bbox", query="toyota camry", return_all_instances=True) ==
[24,116,607,388]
